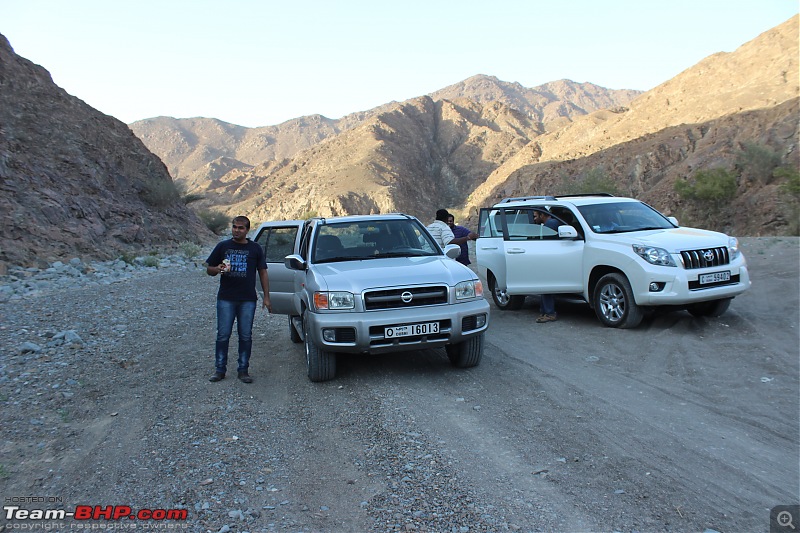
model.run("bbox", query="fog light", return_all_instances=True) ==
[475,314,487,328]
[322,329,336,342]
[649,282,665,292]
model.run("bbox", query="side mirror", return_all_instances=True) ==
[558,226,579,239]
[444,244,461,259]
[284,254,306,270]
[667,216,679,226]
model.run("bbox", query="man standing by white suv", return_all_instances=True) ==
[534,210,560,323]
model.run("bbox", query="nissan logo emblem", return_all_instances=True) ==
[703,250,715,262]
[401,291,413,303]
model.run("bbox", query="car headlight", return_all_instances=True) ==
[455,280,483,299]
[728,237,740,260]
[633,244,677,267]
[313,291,355,310]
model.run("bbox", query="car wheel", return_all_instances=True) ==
[303,311,336,382]
[445,333,484,368]
[687,298,732,317]
[593,273,643,328]
[289,315,302,343]
[488,273,525,310]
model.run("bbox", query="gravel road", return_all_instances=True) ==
[1,237,797,532]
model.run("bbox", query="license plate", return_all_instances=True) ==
[699,271,731,284]
[385,322,440,338]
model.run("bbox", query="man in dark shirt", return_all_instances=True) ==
[206,216,271,383]
[446,214,478,266]
[533,210,560,323]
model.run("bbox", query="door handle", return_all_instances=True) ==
[479,245,499,250]
[506,248,526,254]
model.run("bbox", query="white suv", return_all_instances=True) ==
[476,194,751,328]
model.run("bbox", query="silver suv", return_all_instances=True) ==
[476,194,751,328]
[254,214,490,381]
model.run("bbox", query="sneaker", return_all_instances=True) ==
[209,372,225,382]
[536,313,557,323]
[238,372,253,384]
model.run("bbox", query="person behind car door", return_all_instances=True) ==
[533,210,560,323]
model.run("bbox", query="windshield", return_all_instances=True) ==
[577,202,676,234]
[312,219,440,263]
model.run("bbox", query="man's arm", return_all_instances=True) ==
[259,268,272,312]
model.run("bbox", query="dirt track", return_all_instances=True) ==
[0,237,797,532]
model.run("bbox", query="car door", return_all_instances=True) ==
[493,207,584,294]
[254,221,303,315]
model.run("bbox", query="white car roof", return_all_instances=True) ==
[493,196,640,208]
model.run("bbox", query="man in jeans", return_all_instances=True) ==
[206,216,271,383]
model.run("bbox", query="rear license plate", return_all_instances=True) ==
[699,271,731,284]
[385,322,440,338]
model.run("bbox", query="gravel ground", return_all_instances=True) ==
[0,260,553,532]
[1,237,798,533]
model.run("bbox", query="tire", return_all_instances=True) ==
[289,315,302,343]
[303,311,336,382]
[445,333,484,368]
[593,273,643,329]
[488,273,525,310]
[687,298,732,318]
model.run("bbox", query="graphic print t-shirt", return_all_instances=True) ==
[206,239,267,301]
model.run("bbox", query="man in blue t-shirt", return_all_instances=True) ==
[206,216,271,383]
[446,214,478,266]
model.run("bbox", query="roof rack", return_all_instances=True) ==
[554,193,616,198]
[498,195,556,203]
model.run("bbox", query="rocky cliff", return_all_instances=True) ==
[0,34,213,268]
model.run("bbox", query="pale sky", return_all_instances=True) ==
[2,0,797,128]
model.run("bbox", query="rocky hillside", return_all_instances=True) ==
[0,34,213,269]
[129,79,640,214]
[130,18,797,237]
[463,16,799,236]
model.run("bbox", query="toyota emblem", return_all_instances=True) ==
[703,250,715,262]
[401,291,413,303]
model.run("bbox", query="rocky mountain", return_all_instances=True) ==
[463,15,799,236]
[130,17,798,237]
[0,34,213,269]
[129,78,640,207]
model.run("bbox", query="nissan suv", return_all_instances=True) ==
[476,194,751,328]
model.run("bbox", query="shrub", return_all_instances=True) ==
[140,178,180,208]
[141,256,160,268]
[675,168,737,205]
[735,142,781,184]
[560,167,621,196]
[178,241,202,259]
[197,209,230,234]
[776,166,800,197]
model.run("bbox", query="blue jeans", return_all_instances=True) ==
[540,294,556,315]
[215,299,257,374]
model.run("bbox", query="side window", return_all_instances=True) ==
[504,208,557,240]
[479,208,504,237]
[549,206,584,238]
[256,226,299,263]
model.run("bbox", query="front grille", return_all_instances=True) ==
[680,247,730,269]
[363,285,448,310]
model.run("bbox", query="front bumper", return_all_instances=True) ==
[632,262,751,306]
[306,299,491,355]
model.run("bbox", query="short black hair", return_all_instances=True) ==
[435,209,450,222]
[232,215,251,229]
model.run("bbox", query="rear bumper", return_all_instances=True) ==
[306,299,491,354]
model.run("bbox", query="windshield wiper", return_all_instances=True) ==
[315,255,379,263]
